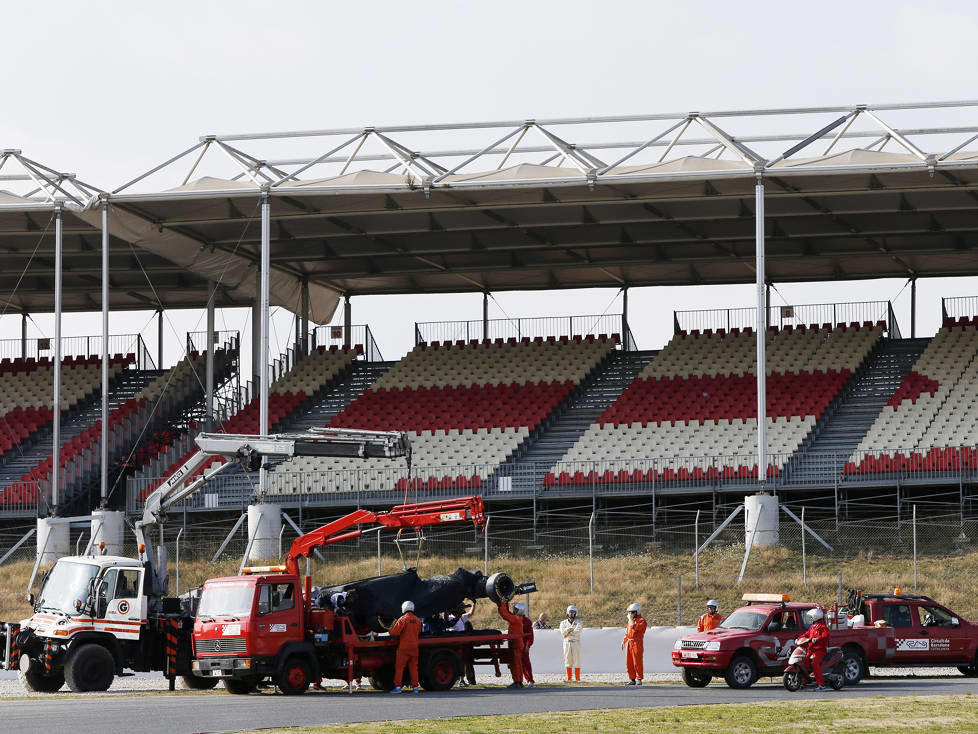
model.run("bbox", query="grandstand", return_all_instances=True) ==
[7,100,978,547]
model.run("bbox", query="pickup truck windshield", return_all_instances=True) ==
[719,610,768,631]
[198,583,255,618]
[37,560,100,615]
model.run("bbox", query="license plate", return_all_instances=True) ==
[681,651,699,659]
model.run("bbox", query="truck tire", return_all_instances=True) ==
[957,652,978,677]
[841,648,865,685]
[420,649,461,691]
[278,656,311,695]
[64,644,115,692]
[18,660,65,693]
[180,674,220,690]
[723,654,758,689]
[224,675,260,695]
[369,665,395,691]
[681,668,711,688]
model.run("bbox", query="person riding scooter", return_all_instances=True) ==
[782,608,842,692]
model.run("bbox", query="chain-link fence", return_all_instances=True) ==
[4,494,978,626]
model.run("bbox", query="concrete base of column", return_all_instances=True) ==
[91,510,125,556]
[36,518,69,563]
[745,493,779,548]
[247,503,282,562]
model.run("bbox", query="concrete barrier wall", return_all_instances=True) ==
[526,626,697,674]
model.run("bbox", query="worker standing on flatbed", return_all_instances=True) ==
[390,601,422,693]
[497,601,525,689]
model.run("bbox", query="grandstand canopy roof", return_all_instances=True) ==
[12,101,978,321]
[0,150,261,314]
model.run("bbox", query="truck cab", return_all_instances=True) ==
[14,555,151,692]
[192,570,328,694]
[857,593,978,672]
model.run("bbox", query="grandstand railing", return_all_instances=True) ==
[942,296,978,322]
[185,330,240,357]
[0,333,155,370]
[123,444,978,514]
[311,324,383,362]
[414,313,636,350]
[674,300,899,337]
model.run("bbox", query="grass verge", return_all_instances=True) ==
[246,695,978,733]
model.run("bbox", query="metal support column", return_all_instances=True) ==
[300,280,310,356]
[259,191,271,497]
[621,286,629,349]
[482,292,489,339]
[754,169,768,484]
[205,281,215,431]
[251,274,261,385]
[100,201,110,505]
[911,277,917,338]
[20,313,26,359]
[343,295,351,348]
[157,308,163,368]
[52,204,63,514]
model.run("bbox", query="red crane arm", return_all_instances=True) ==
[285,496,485,574]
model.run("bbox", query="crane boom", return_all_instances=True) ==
[285,496,485,574]
[135,428,412,598]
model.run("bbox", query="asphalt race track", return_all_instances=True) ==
[4,678,978,734]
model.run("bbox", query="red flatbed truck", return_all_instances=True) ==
[191,496,535,693]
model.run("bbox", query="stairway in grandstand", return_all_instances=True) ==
[278,361,392,433]
[499,349,658,485]
[0,369,161,487]
[788,337,929,483]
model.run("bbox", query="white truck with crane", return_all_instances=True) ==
[0,428,411,693]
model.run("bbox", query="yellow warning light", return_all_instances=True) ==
[742,593,790,603]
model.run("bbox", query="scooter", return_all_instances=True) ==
[780,638,845,691]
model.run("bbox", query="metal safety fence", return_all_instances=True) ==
[674,300,898,337]
[414,313,637,350]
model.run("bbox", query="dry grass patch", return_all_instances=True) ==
[4,544,978,627]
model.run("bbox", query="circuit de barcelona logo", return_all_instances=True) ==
[895,638,929,651]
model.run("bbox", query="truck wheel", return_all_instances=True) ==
[369,665,395,691]
[64,644,115,692]
[180,674,220,690]
[681,668,711,688]
[18,659,65,693]
[278,656,311,695]
[723,654,758,689]
[958,652,978,677]
[841,649,864,685]
[420,650,461,692]
[224,676,260,695]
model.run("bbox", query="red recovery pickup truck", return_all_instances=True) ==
[844,591,978,676]
[672,593,895,689]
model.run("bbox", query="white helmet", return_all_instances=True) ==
[566,605,578,615]
[514,602,527,615]
[401,600,415,613]
[809,607,824,621]
[707,599,719,610]
[626,603,641,613]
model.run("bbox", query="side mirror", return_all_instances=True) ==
[767,622,781,632]
[951,617,960,626]
[26,593,35,607]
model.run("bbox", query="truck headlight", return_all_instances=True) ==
[233,658,252,669]
[674,639,683,650]
[704,641,721,651]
